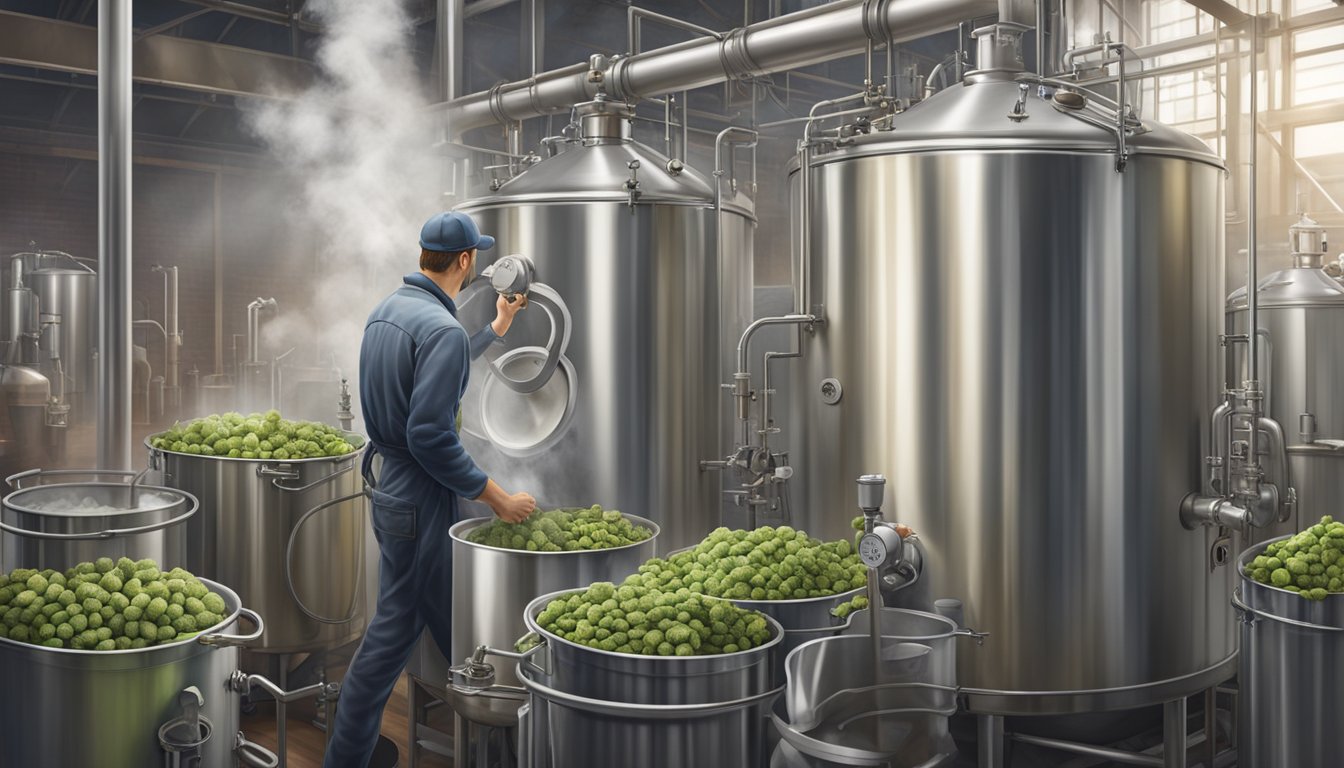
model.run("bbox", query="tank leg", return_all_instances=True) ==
[408,679,422,768]
[977,714,1004,767]
[1163,697,1188,768]
[453,709,465,768]
[1204,687,1218,767]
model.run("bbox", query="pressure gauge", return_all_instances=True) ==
[859,524,903,568]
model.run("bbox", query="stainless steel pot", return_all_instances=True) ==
[1234,537,1344,768]
[147,437,370,653]
[0,470,197,573]
[414,515,659,727]
[771,608,968,768]
[515,589,783,768]
[0,578,277,768]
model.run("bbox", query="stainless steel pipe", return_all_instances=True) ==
[97,0,132,471]
[445,0,997,133]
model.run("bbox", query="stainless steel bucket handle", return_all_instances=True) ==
[284,490,368,625]
[234,732,280,768]
[0,490,200,540]
[5,467,137,489]
[198,607,265,647]
[1232,587,1344,633]
[263,459,357,493]
[518,663,784,720]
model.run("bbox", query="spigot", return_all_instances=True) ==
[336,379,353,431]
[449,645,497,693]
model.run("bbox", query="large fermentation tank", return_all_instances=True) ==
[784,65,1232,713]
[1228,217,1344,543]
[455,101,754,550]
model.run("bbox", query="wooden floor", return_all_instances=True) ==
[243,673,453,768]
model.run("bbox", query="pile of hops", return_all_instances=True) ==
[466,506,653,552]
[628,526,867,602]
[0,559,228,650]
[535,581,771,656]
[150,410,359,459]
[1246,516,1344,600]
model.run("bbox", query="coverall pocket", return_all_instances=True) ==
[370,490,417,540]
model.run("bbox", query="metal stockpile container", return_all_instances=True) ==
[1227,216,1344,543]
[454,100,754,551]
[772,608,966,767]
[410,514,660,727]
[517,589,783,768]
[147,438,369,653]
[784,39,1232,715]
[1234,538,1344,767]
[0,472,197,573]
[0,579,276,768]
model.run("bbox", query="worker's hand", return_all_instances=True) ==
[491,491,536,524]
[491,293,528,337]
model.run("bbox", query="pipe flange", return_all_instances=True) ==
[718,27,766,81]
[862,0,897,45]
[487,80,512,126]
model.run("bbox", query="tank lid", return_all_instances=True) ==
[458,138,716,207]
[1229,266,1344,308]
[801,78,1223,168]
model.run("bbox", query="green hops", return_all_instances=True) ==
[1248,517,1344,601]
[466,506,654,552]
[536,582,770,657]
[626,526,867,604]
[152,413,360,459]
[0,560,229,650]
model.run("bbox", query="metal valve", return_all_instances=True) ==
[449,645,497,693]
[485,253,536,300]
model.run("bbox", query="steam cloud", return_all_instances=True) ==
[243,0,439,401]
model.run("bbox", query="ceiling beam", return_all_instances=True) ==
[0,10,314,98]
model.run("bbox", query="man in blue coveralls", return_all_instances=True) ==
[325,211,537,767]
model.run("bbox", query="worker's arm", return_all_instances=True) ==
[406,326,536,522]
[466,294,527,360]
[406,326,490,498]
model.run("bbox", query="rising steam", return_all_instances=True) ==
[243,0,438,395]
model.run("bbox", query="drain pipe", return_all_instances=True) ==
[246,298,277,366]
[97,0,132,471]
[1181,10,1293,533]
[152,265,181,413]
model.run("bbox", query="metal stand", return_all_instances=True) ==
[407,675,455,767]
[1163,698,1188,768]
[977,714,1004,767]
[981,686,1236,767]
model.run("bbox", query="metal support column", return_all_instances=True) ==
[978,714,1005,767]
[97,0,132,471]
[1164,698,1188,768]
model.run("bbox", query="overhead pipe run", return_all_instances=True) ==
[97,0,132,471]
[444,0,1000,133]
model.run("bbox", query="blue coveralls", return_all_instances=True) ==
[324,273,498,768]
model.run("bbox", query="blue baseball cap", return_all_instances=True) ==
[419,211,496,253]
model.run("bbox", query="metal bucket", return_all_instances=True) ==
[516,589,783,768]
[427,515,659,727]
[0,578,277,768]
[0,470,197,573]
[1234,537,1344,768]
[147,436,369,654]
[771,608,966,768]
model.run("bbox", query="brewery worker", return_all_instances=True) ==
[325,211,537,767]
